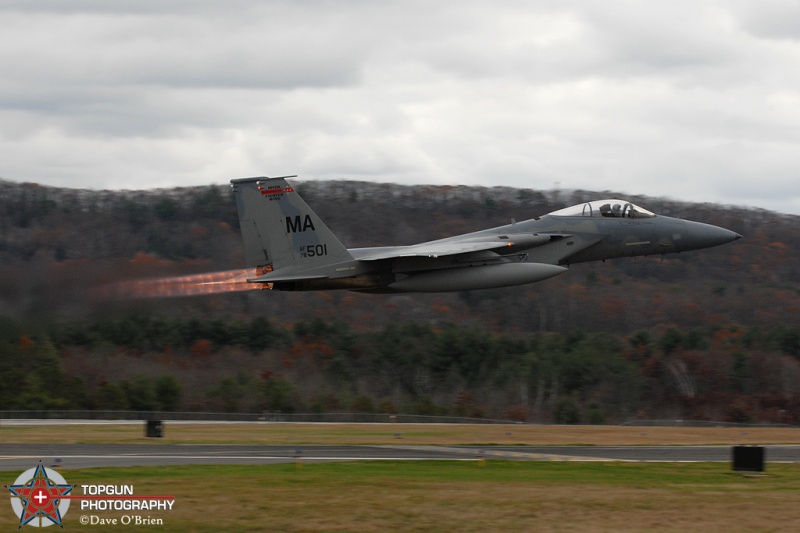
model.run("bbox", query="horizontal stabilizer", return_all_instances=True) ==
[248,271,329,283]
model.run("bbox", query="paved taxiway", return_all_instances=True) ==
[2,444,800,471]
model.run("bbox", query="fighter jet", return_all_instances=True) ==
[230,176,741,293]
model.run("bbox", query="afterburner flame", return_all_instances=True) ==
[103,268,269,300]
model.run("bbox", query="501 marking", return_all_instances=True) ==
[300,244,328,258]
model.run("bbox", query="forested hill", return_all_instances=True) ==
[0,178,796,333]
[2,178,800,424]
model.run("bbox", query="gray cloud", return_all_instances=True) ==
[1,1,799,214]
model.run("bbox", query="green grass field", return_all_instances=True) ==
[3,422,800,445]
[4,424,800,531]
[4,461,800,532]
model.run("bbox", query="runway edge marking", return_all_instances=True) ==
[381,445,631,462]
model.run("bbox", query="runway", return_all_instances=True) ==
[2,443,800,471]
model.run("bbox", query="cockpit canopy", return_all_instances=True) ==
[547,199,656,219]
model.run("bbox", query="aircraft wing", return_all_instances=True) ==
[352,232,567,261]
[352,241,515,261]
[247,232,575,284]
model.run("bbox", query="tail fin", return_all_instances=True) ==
[230,176,353,275]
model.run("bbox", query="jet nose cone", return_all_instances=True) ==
[686,221,742,250]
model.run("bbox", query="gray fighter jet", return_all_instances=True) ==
[230,176,740,293]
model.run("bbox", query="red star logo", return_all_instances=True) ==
[7,464,73,528]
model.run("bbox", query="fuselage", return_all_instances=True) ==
[230,178,741,294]
[274,210,740,292]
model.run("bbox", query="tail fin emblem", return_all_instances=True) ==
[260,186,294,196]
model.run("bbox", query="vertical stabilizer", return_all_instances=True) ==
[230,176,353,274]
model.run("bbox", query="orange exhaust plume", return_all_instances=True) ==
[101,268,270,300]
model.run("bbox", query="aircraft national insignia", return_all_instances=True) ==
[6,462,74,528]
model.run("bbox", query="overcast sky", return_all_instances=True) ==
[2,1,800,214]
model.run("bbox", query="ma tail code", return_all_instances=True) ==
[286,215,316,233]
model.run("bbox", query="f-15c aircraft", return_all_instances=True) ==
[229,176,740,293]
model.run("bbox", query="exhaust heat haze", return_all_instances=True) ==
[100,269,268,300]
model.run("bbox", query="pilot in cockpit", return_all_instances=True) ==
[599,203,622,217]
